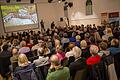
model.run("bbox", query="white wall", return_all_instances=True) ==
[67,0,120,26]
[0,0,120,35]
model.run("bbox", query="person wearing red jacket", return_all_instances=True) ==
[86,45,101,65]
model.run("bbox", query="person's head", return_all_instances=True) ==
[12,48,18,55]
[50,55,61,67]
[18,54,29,67]
[0,39,3,46]
[89,35,95,44]
[63,33,68,38]
[12,39,19,46]
[72,46,82,59]
[99,42,108,50]
[55,39,60,48]
[111,39,119,47]
[20,41,26,47]
[106,28,113,35]
[90,45,99,56]
[76,35,81,41]
[68,42,75,50]
[80,40,87,49]
[33,39,38,45]
[56,45,63,53]
[94,32,102,43]
[84,33,90,38]
[65,47,71,53]
[60,17,63,21]
[102,35,108,41]
[2,45,9,51]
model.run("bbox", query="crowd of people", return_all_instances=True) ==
[0,24,120,80]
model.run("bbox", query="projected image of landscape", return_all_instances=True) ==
[1,4,38,27]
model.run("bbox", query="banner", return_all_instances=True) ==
[109,12,119,27]
[101,12,119,27]
[101,13,109,26]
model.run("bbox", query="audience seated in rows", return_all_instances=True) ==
[0,24,120,80]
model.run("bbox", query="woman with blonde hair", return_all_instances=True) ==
[94,32,102,44]
[80,40,91,59]
[75,35,81,47]
[80,40,87,49]
[102,28,113,42]
[18,54,29,67]
[106,28,113,37]
[14,54,38,80]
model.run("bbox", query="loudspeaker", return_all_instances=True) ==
[30,0,34,3]
[64,2,68,5]
[62,0,65,2]
[68,2,73,8]
[48,0,53,3]
[6,0,10,3]
[16,0,21,2]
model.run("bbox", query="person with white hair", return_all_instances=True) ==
[69,46,87,80]
[10,48,19,63]
[18,41,30,54]
[86,45,101,65]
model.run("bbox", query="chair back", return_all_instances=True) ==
[74,69,87,80]
[35,65,49,80]
[114,52,120,79]
[14,68,38,80]
[12,62,18,72]
[32,50,38,57]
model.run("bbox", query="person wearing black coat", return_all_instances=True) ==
[69,46,87,80]
[0,45,11,78]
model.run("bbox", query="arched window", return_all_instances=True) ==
[86,0,93,15]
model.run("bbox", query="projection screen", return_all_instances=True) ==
[0,4,39,32]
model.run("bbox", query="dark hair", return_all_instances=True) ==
[33,39,38,45]
[60,17,63,21]
[99,42,108,50]
[111,39,119,47]
[2,45,9,51]
[89,36,95,44]
[65,47,70,53]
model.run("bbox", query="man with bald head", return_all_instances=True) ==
[46,55,70,80]
[10,48,19,63]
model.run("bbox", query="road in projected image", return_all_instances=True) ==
[1,4,38,27]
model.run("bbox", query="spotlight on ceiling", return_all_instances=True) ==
[16,0,21,2]
[48,0,53,3]
[62,0,65,2]
[30,0,34,3]
[68,2,73,8]
[6,0,10,3]
[64,2,68,5]
[58,0,61,3]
